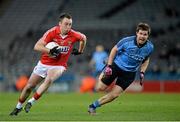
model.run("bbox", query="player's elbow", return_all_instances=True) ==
[81,34,87,43]
[34,43,38,51]
[83,35,87,41]
[96,86,104,92]
[34,42,43,52]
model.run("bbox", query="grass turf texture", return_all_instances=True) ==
[0,92,180,121]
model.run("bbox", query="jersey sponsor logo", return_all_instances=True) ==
[128,54,144,61]
[126,48,144,61]
[58,46,70,54]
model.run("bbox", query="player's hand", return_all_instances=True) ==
[71,48,82,55]
[139,72,145,86]
[49,46,61,57]
[104,65,112,76]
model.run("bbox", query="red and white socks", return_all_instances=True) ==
[16,92,41,109]
[16,98,25,109]
[28,92,41,105]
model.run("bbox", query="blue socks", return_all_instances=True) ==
[91,100,101,109]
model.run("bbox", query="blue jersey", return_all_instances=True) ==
[114,36,154,72]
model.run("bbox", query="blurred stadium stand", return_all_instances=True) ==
[0,0,179,92]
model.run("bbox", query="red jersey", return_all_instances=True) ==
[40,26,84,68]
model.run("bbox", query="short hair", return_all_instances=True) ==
[136,23,151,35]
[59,13,72,22]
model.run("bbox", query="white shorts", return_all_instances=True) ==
[33,61,66,78]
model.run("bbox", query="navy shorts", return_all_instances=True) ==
[101,63,136,90]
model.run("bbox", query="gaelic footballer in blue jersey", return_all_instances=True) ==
[88,23,154,115]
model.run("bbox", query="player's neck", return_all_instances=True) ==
[60,30,68,38]
[60,29,69,36]
[60,31,67,35]
[60,33,67,36]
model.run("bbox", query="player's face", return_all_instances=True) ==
[136,30,149,45]
[59,18,72,35]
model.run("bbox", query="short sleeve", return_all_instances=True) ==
[116,38,126,51]
[72,31,84,42]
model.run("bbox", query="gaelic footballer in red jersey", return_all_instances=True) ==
[39,26,85,67]
[10,13,87,116]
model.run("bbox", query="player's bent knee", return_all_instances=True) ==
[98,74,103,81]
[95,85,106,92]
[96,80,107,92]
[95,87,101,92]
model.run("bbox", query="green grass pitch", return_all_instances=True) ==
[0,92,180,121]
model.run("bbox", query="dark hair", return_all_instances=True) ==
[59,13,72,22]
[136,23,151,35]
